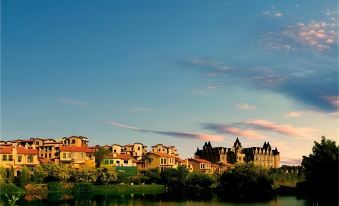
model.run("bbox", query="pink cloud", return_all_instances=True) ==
[247,119,316,138]
[323,96,339,108]
[223,127,264,140]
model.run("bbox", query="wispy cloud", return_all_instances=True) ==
[285,112,302,118]
[106,121,225,142]
[57,98,87,106]
[236,103,256,110]
[244,119,316,138]
[128,107,152,112]
[280,157,302,165]
[203,119,317,139]
[182,56,337,112]
[202,123,264,140]
[262,10,283,18]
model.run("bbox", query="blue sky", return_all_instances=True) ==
[2,0,338,165]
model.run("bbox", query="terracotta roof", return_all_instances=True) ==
[175,158,186,163]
[39,158,51,164]
[148,152,176,158]
[190,158,211,164]
[0,147,12,154]
[59,146,93,153]
[17,147,38,155]
[105,154,132,160]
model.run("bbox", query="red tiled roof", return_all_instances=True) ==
[148,152,176,158]
[175,158,186,163]
[0,147,12,154]
[17,147,38,155]
[189,158,211,164]
[39,158,51,164]
[59,146,93,153]
[105,154,132,160]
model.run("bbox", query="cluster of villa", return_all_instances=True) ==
[0,136,280,176]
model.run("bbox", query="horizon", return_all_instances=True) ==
[1,0,338,166]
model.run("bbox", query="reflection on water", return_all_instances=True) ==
[2,194,310,206]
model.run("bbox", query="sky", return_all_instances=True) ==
[1,0,338,165]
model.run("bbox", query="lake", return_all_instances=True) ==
[1,195,310,206]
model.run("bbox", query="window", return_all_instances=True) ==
[63,153,66,158]
[114,149,116,153]
[138,147,140,150]
[110,160,113,164]
[18,155,22,162]
[158,149,161,152]
[72,140,75,144]
[36,142,39,146]
[8,155,13,161]
[104,160,109,165]
[164,158,167,164]
[45,154,47,158]
[49,154,51,158]
[116,161,120,164]
[2,155,7,161]
[67,153,71,158]
[124,160,128,164]
[28,155,33,163]
[81,153,84,158]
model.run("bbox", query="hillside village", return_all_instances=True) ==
[0,136,280,176]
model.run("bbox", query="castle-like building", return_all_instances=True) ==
[195,138,280,168]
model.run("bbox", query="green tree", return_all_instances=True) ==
[32,165,47,183]
[300,136,338,205]
[217,163,273,200]
[19,167,32,187]
[94,147,111,168]
[71,165,96,182]
[96,165,117,184]
[44,163,71,182]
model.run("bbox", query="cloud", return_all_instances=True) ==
[202,123,264,140]
[244,119,316,138]
[128,107,152,112]
[285,112,302,118]
[106,121,140,130]
[106,121,225,142]
[262,10,284,18]
[237,103,256,110]
[183,57,337,112]
[203,119,317,138]
[57,98,87,105]
[280,157,302,165]
[262,9,337,52]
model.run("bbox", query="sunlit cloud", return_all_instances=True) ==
[203,119,317,139]
[262,9,337,52]
[202,123,264,140]
[106,121,225,142]
[280,157,302,165]
[57,98,87,105]
[236,103,256,110]
[245,119,316,138]
[285,112,302,118]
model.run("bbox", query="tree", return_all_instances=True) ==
[300,136,338,205]
[44,163,71,182]
[94,147,111,168]
[32,165,47,183]
[96,165,117,184]
[19,167,32,187]
[217,163,273,200]
[71,165,96,182]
